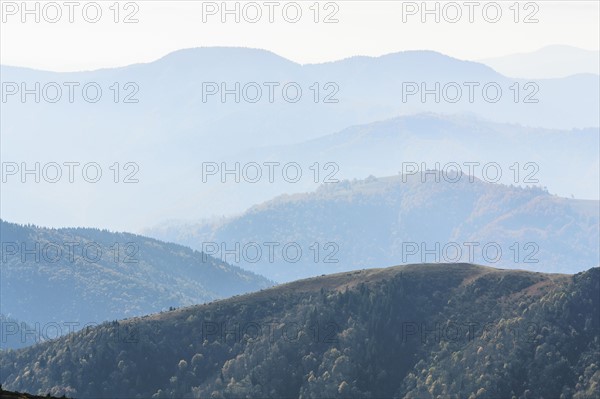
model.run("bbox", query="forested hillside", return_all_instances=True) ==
[146,174,599,282]
[0,220,272,349]
[1,264,597,398]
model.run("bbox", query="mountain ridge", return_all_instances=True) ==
[1,47,496,74]
[144,172,600,282]
[0,220,273,349]
[480,45,600,79]
[2,263,597,398]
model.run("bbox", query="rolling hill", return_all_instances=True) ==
[0,220,272,349]
[222,113,600,207]
[145,173,600,282]
[1,263,598,398]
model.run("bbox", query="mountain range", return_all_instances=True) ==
[2,48,599,231]
[217,113,600,210]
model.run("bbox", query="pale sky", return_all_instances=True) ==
[0,0,598,71]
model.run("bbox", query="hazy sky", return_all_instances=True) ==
[1,0,598,71]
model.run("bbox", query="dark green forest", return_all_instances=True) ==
[1,264,598,398]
